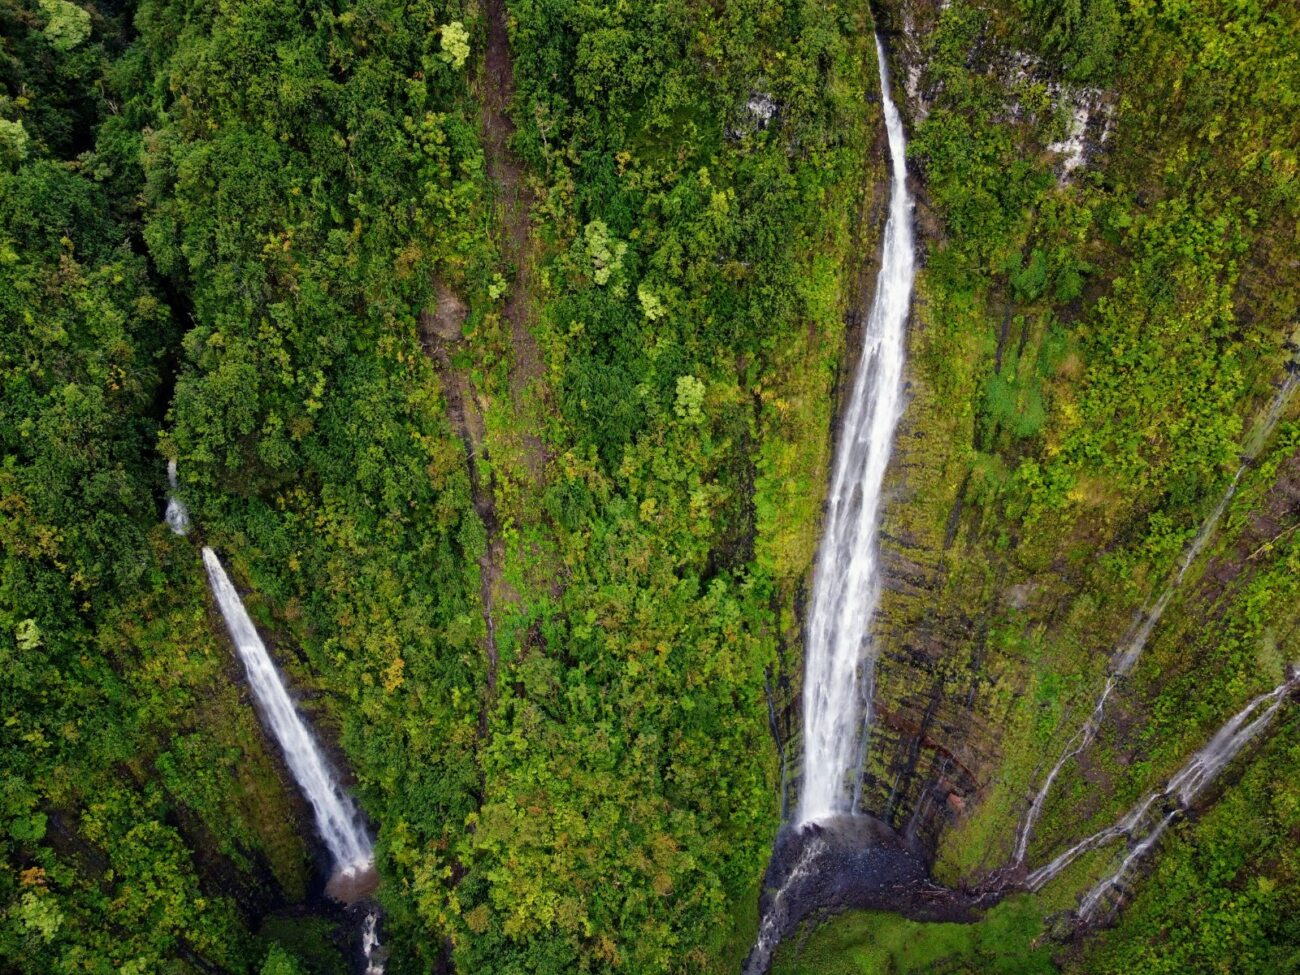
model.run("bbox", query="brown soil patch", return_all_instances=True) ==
[419,0,553,712]
[325,862,379,904]
[420,321,500,702]
[480,0,548,480]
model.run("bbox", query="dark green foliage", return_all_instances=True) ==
[4,0,1300,972]
[1015,0,1120,82]
[0,0,112,158]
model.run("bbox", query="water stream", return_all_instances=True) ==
[1013,371,1299,861]
[361,910,387,975]
[1022,675,1295,917]
[164,459,191,536]
[798,31,915,826]
[173,463,384,964]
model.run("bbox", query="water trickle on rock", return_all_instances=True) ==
[1013,370,1299,863]
[798,32,915,826]
[361,910,387,975]
[1021,674,1296,919]
[164,459,191,536]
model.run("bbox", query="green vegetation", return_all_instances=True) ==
[3,0,1299,971]
[453,3,881,968]
[772,897,1054,975]
[4,0,880,969]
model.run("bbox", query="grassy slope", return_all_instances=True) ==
[773,897,1053,975]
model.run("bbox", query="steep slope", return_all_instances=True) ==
[774,0,1300,969]
[452,4,887,970]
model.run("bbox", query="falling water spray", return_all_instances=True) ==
[202,548,376,887]
[164,459,191,536]
[798,31,915,826]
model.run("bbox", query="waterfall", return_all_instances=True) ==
[164,459,191,536]
[361,911,387,975]
[742,34,915,974]
[798,32,915,825]
[1075,675,1295,922]
[1013,370,1299,861]
[201,547,374,879]
[1023,674,1295,907]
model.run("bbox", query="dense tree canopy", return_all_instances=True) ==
[3,0,1299,972]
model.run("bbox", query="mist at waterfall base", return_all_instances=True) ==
[744,34,941,975]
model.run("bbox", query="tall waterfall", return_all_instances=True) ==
[201,547,374,878]
[798,33,914,825]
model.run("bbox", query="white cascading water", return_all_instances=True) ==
[201,546,374,877]
[1013,371,1299,861]
[1075,675,1295,922]
[1023,674,1296,905]
[745,833,830,975]
[798,32,914,825]
[361,911,386,975]
[164,459,191,536]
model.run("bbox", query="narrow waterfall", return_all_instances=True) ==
[742,34,917,975]
[361,911,387,974]
[1023,673,1296,910]
[1013,370,1299,861]
[201,547,375,884]
[798,32,915,825]
[1074,675,1295,922]
[164,459,191,536]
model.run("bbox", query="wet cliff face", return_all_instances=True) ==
[773,0,1300,895]
[768,0,1040,856]
[765,96,895,823]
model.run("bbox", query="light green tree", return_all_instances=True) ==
[38,0,91,52]
[16,890,63,943]
[440,21,470,70]
[674,375,705,423]
[638,284,667,320]
[260,945,307,975]
[584,219,626,287]
[0,119,29,164]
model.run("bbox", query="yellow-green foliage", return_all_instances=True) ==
[5,0,1300,971]
[771,897,1054,975]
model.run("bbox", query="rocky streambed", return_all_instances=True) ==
[744,814,988,974]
